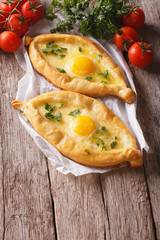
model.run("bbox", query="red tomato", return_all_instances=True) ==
[0,31,21,52]
[6,14,29,36]
[128,42,153,68]
[21,0,43,23]
[114,26,139,51]
[16,0,28,11]
[0,0,18,18]
[122,7,145,30]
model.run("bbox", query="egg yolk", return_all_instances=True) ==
[70,56,95,76]
[71,115,96,136]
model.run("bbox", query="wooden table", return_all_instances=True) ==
[0,0,160,239]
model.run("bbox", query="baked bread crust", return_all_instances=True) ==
[27,34,136,104]
[12,91,142,168]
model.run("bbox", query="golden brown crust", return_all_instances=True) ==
[27,34,136,103]
[12,91,142,168]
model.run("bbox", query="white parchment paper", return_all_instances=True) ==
[14,18,149,176]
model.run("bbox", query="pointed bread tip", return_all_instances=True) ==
[119,88,136,104]
[11,100,23,111]
[25,35,33,46]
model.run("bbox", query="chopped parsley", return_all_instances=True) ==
[42,49,52,54]
[101,80,109,85]
[45,102,50,111]
[54,112,62,121]
[57,54,66,59]
[45,112,55,120]
[56,68,66,73]
[45,112,61,121]
[59,103,65,109]
[45,102,61,121]
[97,54,102,62]
[110,141,117,149]
[98,70,109,79]
[84,149,90,155]
[55,47,67,52]
[46,40,55,48]
[79,47,83,52]
[68,109,81,116]
[94,137,106,151]
[45,103,55,112]
[97,126,107,133]
[42,41,67,59]
[86,76,93,81]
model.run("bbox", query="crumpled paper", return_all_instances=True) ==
[14,17,149,176]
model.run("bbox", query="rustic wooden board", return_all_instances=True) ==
[48,161,110,240]
[128,0,160,239]
[0,0,160,239]
[0,53,56,240]
[0,110,4,240]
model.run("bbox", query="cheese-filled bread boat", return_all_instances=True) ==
[12,91,142,168]
[26,34,136,103]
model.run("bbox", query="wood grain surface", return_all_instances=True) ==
[0,0,160,239]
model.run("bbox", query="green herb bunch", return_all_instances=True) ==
[45,0,131,40]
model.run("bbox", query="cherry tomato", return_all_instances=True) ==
[16,0,28,11]
[6,13,29,36]
[122,7,145,30]
[114,26,139,51]
[0,0,18,18]
[21,0,43,23]
[0,31,21,52]
[128,42,153,68]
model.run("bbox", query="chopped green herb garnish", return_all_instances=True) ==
[94,137,106,151]
[110,141,117,149]
[97,126,107,133]
[45,112,61,121]
[58,54,66,59]
[45,103,55,112]
[115,136,117,140]
[45,112,55,120]
[86,76,93,81]
[79,47,83,52]
[55,112,62,121]
[46,40,55,48]
[56,68,66,73]
[98,70,109,79]
[45,103,50,111]
[84,149,90,155]
[59,103,65,109]
[68,109,80,116]
[50,50,58,55]
[55,47,67,52]
[101,80,109,85]
[42,48,52,54]
[52,43,58,48]
[42,43,67,58]
[97,54,102,62]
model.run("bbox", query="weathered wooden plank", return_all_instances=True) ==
[48,165,155,239]
[0,52,56,240]
[0,92,4,240]
[101,167,155,240]
[48,161,110,240]
[128,0,160,238]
